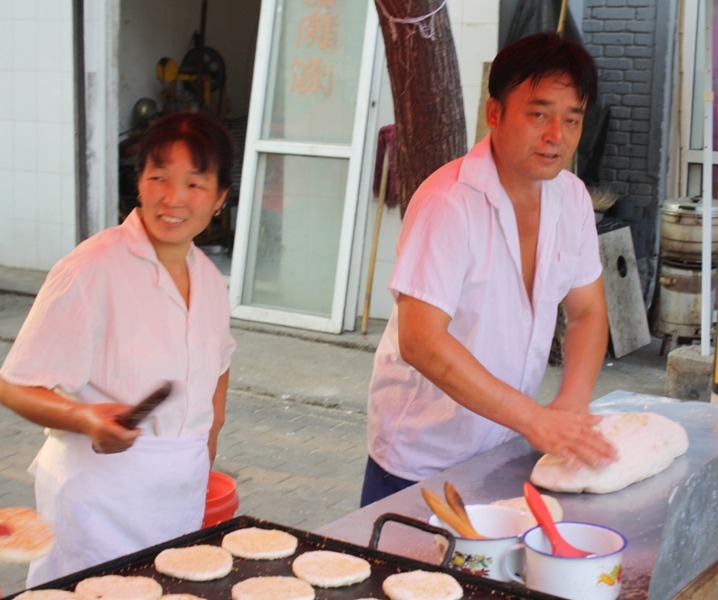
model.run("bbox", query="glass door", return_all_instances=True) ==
[229,0,378,333]
[680,0,718,196]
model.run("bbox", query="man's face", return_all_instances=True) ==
[486,75,586,186]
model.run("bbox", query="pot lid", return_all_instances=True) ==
[662,196,718,217]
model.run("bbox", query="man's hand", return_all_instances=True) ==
[523,404,617,469]
[81,403,142,453]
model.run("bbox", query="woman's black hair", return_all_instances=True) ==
[136,111,234,191]
[489,32,598,109]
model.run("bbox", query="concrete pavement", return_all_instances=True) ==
[0,265,669,595]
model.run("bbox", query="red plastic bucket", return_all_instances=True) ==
[202,470,239,528]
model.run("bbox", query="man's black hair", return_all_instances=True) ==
[489,32,597,109]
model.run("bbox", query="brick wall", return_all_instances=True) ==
[581,0,677,296]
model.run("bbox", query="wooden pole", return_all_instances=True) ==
[557,0,569,36]
[361,151,390,335]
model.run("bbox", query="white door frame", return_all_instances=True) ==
[680,0,718,194]
[228,0,379,333]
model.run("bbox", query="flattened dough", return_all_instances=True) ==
[382,570,463,600]
[231,576,315,600]
[292,550,370,587]
[222,527,298,559]
[531,412,689,494]
[154,544,233,581]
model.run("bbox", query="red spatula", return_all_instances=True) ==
[523,482,593,558]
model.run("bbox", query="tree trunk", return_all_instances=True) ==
[374,0,467,217]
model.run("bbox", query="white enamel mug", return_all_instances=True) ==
[429,504,536,582]
[503,521,627,600]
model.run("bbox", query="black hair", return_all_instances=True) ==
[136,111,234,191]
[489,32,597,109]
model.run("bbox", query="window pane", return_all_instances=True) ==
[262,0,369,144]
[242,154,348,316]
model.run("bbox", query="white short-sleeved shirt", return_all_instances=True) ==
[368,134,602,481]
[1,209,236,438]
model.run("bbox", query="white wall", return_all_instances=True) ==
[0,0,77,270]
[357,0,500,321]
[118,0,261,133]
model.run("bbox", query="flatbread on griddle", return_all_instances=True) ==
[15,592,82,600]
[231,576,315,600]
[154,544,233,581]
[222,527,298,559]
[74,575,162,600]
[383,570,463,600]
[292,550,370,588]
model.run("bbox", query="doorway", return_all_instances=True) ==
[116,0,262,273]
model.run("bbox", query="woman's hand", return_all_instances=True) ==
[79,403,142,454]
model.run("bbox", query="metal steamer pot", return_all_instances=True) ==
[660,196,718,262]
[656,262,717,339]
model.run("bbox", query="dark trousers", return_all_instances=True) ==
[360,455,418,507]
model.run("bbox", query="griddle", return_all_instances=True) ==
[6,513,561,600]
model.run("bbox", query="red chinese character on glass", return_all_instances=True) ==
[303,0,336,7]
[290,55,334,97]
[296,10,339,50]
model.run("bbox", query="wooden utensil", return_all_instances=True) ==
[523,482,593,558]
[421,488,486,539]
[443,481,484,539]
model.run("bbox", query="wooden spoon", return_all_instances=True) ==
[443,481,484,539]
[421,488,486,539]
[523,482,593,558]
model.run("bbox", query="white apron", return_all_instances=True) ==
[26,430,209,587]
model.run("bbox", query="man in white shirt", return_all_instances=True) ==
[362,32,618,506]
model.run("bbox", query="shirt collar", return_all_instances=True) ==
[457,133,506,210]
[121,208,198,274]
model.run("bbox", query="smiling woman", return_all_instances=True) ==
[135,113,234,304]
[0,111,237,587]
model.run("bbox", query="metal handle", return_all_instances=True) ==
[370,512,456,568]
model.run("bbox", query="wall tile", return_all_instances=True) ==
[37,121,62,173]
[447,0,463,24]
[13,219,38,268]
[0,21,12,70]
[61,73,74,123]
[463,84,481,147]
[0,217,14,265]
[464,0,499,25]
[61,17,73,72]
[0,72,13,120]
[37,70,63,122]
[0,169,12,218]
[12,20,37,71]
[13,170,37,221]
[36,0,64,21]
[13,0,36,20]
[36,221,63,270]
[0,0,12,19]
[13,71,39,121]
[0,120,11,167]
[61,223,76,256]
[60,122,75,175]
[61,172,76,226]
[37,20,63,71]
[36,172,62,223]
[12,121,37,171]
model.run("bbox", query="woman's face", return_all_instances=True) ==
[137,141,227,254]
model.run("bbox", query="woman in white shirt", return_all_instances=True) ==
[0,111,237,585]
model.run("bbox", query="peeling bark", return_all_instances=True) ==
[374,0,467,217]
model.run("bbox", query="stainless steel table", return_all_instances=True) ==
[315,392,718,600]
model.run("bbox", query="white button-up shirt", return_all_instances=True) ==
[1,209,236,438]
[367,134,602,481]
